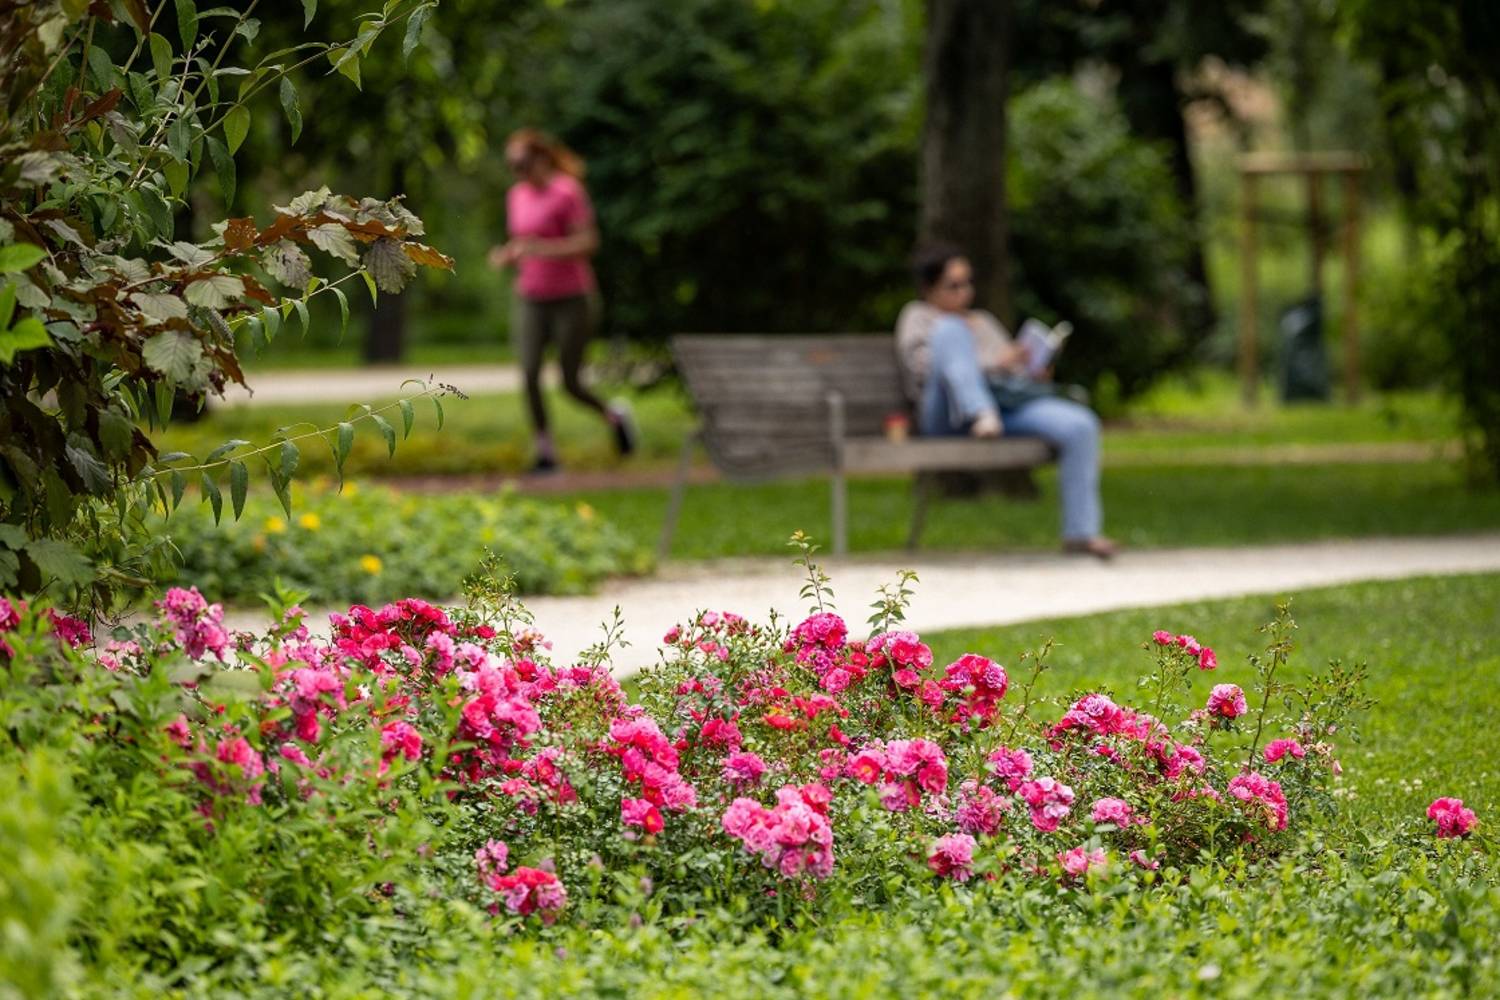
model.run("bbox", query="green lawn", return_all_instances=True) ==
[596,460,1500,559]
[155,377,1458,481]
[223,573,1500,998]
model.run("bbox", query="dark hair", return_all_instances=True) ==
[911,243,966,292]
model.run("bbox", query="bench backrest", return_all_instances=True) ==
[672,334,905,480]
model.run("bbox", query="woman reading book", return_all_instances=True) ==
[894,244,1117,559]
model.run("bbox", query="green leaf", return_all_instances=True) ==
[205,439,250,464]
[131,291,189,324]
[0,282,14,331]
[164,159,189,197]
[302,0,317,28]
[0,317,52,364]
[261,241,311,289]
[279,439,299,479]
[87,44,116,92]
[0,244,46,273]
[229,460,248,519]
[205,135,234,209]
[308,223,359,264]
[140,186,174,241]
[223,105,250,154]
[269,468,292,518]
[329,47,361,89]
[432,395,444,431]
[363,238,414,293]
[0,550,17,590]
[0,524,26,549]
[361,268,378,307]
[65,436,111,494]
[141,329,203,381]
[278,77,302,143]
[260,303,281,341]
[184,274,242,310]
[175,0,198,50]
[24,538,92,586]
[403,3,434,61]
[150,32,174,82]
[331,285,349,343]
[99,409,136,460]
[335,421,353,472]
[169,469,186,510]
[399,398,414,438]
[292,297,309,335]
[201,469,223,523]
[370,413,396,457]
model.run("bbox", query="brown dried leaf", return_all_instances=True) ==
[403,242,454,270]
[223,217,258,253]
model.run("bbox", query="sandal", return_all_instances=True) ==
[1062,536,1119,561]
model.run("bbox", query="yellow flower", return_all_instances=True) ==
[343,481,360,498]
[359,554,383,575]
[264,516,287,534]
[298,512,322,531]
[575,502,595,522]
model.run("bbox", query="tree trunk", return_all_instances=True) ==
[1117,59,1217,342]
[919,0,1014,324]
[364,159,409,363]
[364,291,407,364]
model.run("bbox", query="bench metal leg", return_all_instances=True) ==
[657,428,702,562]
[907,472,933,551]
[830,467,848,556]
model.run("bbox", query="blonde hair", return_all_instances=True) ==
[506,127,586,179]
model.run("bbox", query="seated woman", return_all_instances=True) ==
[895,244,1117,559]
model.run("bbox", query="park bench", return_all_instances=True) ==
[658,334,1055,559]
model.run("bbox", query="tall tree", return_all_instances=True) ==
[919,0,1015,322]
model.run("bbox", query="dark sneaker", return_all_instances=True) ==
[609,400,638,457]
[528,455,559,475]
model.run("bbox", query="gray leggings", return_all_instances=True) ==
[512,293,605,431]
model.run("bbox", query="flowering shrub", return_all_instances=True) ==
[0,561,1489,995]
[161,480,651,604]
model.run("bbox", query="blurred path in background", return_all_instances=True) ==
[220,533,1500,675]
[220,364,527,405]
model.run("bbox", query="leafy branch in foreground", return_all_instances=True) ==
[0,1,450,611]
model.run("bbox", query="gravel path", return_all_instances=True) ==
[221,533,1500,674]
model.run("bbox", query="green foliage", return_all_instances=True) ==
[0,0,453,611]
[1007,80,1195,402]
[0,573,1495,996]
[1343,0,1500,479]
[510,0,923,337]
[162,480,652,604]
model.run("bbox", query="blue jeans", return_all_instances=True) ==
[918,314,1103,540]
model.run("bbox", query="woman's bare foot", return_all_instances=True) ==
[1062,536,1119,560]
[970,410,1002,438]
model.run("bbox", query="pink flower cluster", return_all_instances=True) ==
[939,653,1009,729]
[1427,797,1477,839]
[954,779,1011,836]
[156,587,231,661]
[0,598,92,656]
[928,833,978,881]
[846,738,948,811]
[1017,776,1076,832]
[1205,684,1248,720]
[1089,797,1135,826]
[1152,630,1217,670]
[1263,738,1306,763]
[621,797,665,834]
[608,717,698,814]
[1227,771,1288,831]
[721,783,835,879]
[867,629,934,690]
[1058,845,1109,877]
[486,866,568,922]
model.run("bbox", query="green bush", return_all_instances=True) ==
[160,481,651,603]
[1008,79,1196,404]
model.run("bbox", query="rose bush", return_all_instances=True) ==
[0,566,1488,993]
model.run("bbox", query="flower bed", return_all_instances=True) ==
[0,573,1488,993]
[158,480,652,604]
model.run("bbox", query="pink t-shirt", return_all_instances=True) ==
[506,172,596,301]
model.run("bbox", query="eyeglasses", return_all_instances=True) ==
[941,278,973,291]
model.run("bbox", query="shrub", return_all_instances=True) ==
[160,480,651,603]
[4,551,1490,994]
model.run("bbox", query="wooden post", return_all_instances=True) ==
[1341,170,1362,404]
[1305,171,1325,304]
[1239,171,1260,407]
[827,390,848,556]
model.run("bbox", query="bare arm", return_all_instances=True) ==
[518,225,600,259]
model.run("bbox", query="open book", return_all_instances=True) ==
[1017,318,1073,379]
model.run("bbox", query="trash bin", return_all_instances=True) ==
[1279,295,1330,402]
